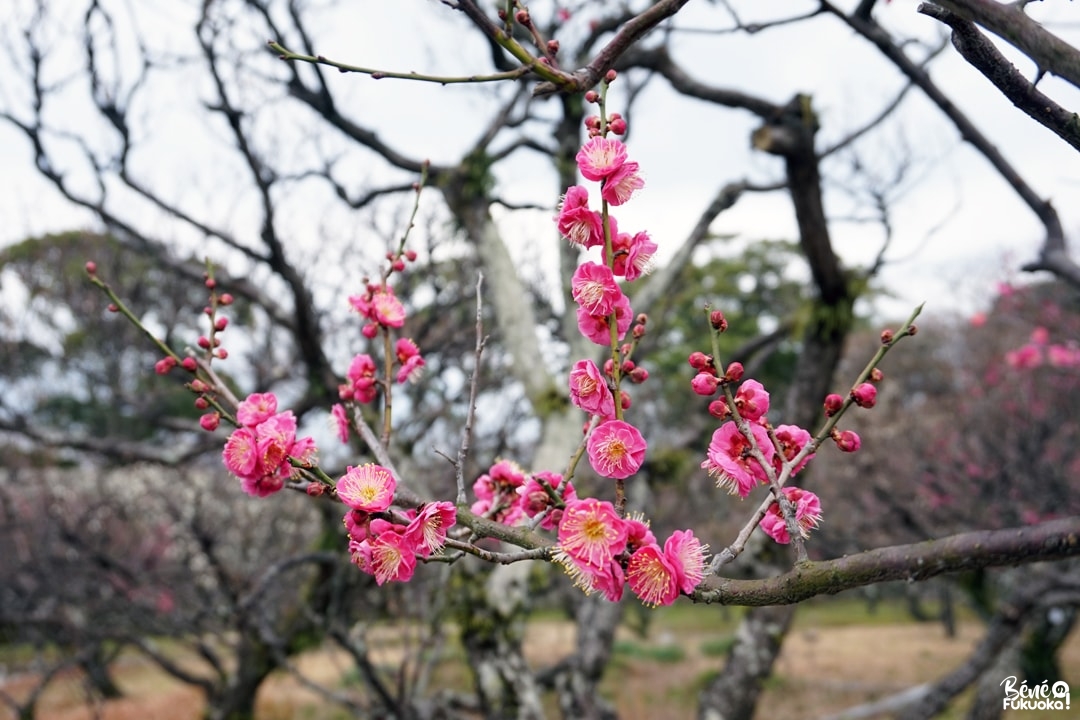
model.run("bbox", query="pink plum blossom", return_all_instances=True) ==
[331,403,350,444]
[601,160,644,206]
[772,424,814,476]
[701,421,774,497]
[759,487,823,544]
[572,262,623,316]
[605,230,657,281]
[471,459,527,525]
[236,392,277,426]
[556,186,605,247]
[664,529,708,595]
[517,471,577,531]
[576,292,633,346]
[556,498,628,568]
[404,502,457,555]
[626,544,679,607]
[336,464,397,513]
[587,419,647,479]
[734,379,769,422]
[576,137,628,181]
[569,359,616,417]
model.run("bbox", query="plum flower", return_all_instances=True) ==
[605,231,657,281]
[236,392,277,426]
[559,555,625,602]
[336,464,397,513]
[576,292,633,346]
[576,137,628,181]
[600,160,644,206]
[664,529,708,595]
[572,262,623,317]
[331,403,350,444]
[342,353,378,404]
[222,404,314,498]
[626,544,679,607]
[471,459,527,525]
[556,186,605,247]
[365,528,419,585]
[587,419,647,479]
[734,379,770,422]
[772,424,814,476]
[701,421,774,497]
[556,497,628,568]
[569,359,616,417]
[404,502,457,555]
[516,471,576,531]
[759,487,822,544]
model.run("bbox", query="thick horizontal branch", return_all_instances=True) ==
[693,516,1080,605]
[930,0,1080,90]
[919,4,1080,153]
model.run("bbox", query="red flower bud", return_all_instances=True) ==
[215,348,228,360]
[619,391,631,410]
[546,39,559,54]
[189,379,210,393]
[218,293,234,306]
[214,317,228,331]
[851,382,877,408]
[688,351,712,372]
[181,357,198,372]
[205,278,216,290]
[609,117,627,135]
[880,329,894,345]
[197,336,211,349]
[691,372,720,396]
[834,429,861,453]
[823,393,844,417]
[604,69,617,83]
[362,323,379,339]
[621,359,635,374]
[632,324,646,339]
[710,310,728,332]
[306,482,326,497]
[870,367,884,383]
[194,396,209,410]
[107,303,119,313]
[405,249,417,262]
[391,259,406,272]
[199,412,220,431]
[154,357,177,375]
[708,399,731,419]
[628,366,649,383]
[724,362,744,382]
[85,261,97,275]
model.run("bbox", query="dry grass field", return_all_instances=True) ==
[3,600,1078,720]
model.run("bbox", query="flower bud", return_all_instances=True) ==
[635,313,648,325]
[621,359,636,374]
[688,351,712,371]
[628,366,649,383]
[107,303,119,313]
[215,348,229,359]
[710,310,728,332]
[181,357,198,372]
[85,261,97,275]
[619,390,631,409]
[691,372,720,396]
[205,278,216,290]
[514,9,530,26]
[708,399,731,419]
[194,396,209,410]
[214,317,228,331]
[189,379,210,393]
[306,482,326,497]
[724,362,744,382]
[605,69,617,83]
[584,90,599,103]
[405,249,418,262]
[907,324,918,337]
[880,329,894,344]
[199,412,220,431]
[851,382,877,408]
[547,39,560,54]
[609,117,627,135]
[823,393,844,417]
[392,259,406,272]
[197,335,211,349]
[362,323,379,339]
[218,293,234,306]
[154,357,177,375]
[834,429,861,453]
[870,367,884,383]
[632,323,646,339]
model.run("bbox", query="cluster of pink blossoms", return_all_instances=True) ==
[336,464,456,585]
[554,498,707,607]
[555,128,654,480]
[222,392,317,497]
[691,349,823,544]
[471,460,577,531]
[1004,326,1080,370]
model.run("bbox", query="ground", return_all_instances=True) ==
[3,599,1078,720]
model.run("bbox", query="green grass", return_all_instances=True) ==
[612,638,687,663]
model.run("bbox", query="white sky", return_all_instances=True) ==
[2,0,1079,324]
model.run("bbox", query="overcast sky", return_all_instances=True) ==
[2,0,1080,323]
